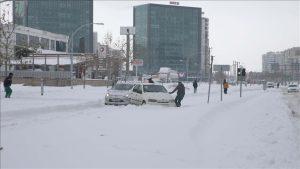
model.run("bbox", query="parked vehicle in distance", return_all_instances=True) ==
[267,82,275,88]
[287,84,299,93]
[105,82,136,105]
[158,67,179,83]
[128,83,175,106]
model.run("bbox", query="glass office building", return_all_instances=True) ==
[133,4,202,75]
[13,0,93,53]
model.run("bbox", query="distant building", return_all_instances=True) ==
[262,52,284,73]
[13,0,93,53]
[201,17,210,79]
[262,47,300,81]
[0,24,68,56]
[133,4,203,77]
[282,47,300,77]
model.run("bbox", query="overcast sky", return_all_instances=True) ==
[93,0,300,72]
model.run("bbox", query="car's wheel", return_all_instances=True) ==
[141,100,146,105]
[105,103,108,105]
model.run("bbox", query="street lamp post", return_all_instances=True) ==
[69,22,104,89]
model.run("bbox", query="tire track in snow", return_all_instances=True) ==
[189,89,260,143]
[2,100,104,128]
[189,89,300,167]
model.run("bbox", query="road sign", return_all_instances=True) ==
[131,59,143,66]
[213,65,230,72]
[120,27,135,35]
[178,72,185,77]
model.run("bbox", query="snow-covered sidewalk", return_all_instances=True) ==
[1,84,299,168]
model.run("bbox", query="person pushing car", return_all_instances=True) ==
[169,81,185,107]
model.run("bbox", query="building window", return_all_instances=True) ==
[50,40,55,50]
[29,35,40,48]
[56,41,66,52]
[16,33,28,46]
[40,38,49,50]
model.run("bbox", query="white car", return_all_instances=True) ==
[287,84,299,93]
[267,82,275,88]
[128,83,175,106]
[105,83,136,105]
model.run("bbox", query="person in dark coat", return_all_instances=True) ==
[193,79,198,93]
[148,77,154,83]
[4,73,13,98]
[169,81,185,107]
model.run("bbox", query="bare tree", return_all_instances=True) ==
[0,6,15,76]
[103,31,113,46]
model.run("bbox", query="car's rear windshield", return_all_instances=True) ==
[112,84,134,90]
[289,85,298,87]
[143,85,167,93]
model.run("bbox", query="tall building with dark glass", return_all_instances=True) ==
[133,4,202,75]
[13,0,93,53]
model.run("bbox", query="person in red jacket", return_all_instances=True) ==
[223,79,229,94]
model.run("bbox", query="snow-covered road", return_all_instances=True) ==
[1,83,300,168]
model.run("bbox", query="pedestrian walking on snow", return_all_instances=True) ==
[223,79,229,94]
[193,79,198,93]
[4,73,13,98]
[169,81,185,107]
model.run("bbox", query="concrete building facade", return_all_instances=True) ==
[201,17,210,80]
[0,24,68,56]
[262,47,300,82]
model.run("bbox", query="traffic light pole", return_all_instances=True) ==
[237,67,245,98]
[220,67,223,101]
[126,33,130,81]
[240,80,242,98]
[207,55,214,104]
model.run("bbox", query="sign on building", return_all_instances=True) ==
[120,27,135,35]
[213,65,230,72]
[131,59,143,66]
[178,72,185,78]
[170,1,179,5]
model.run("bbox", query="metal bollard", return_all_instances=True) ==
[41,78,44,96]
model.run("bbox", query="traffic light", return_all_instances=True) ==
[242,68,246,76]
[237,68,241,76]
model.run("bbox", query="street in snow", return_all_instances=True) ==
[1,83,300,168]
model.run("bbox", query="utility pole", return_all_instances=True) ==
[207,55,214,104]
[126,29,130,80]
[186,57,189,82]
